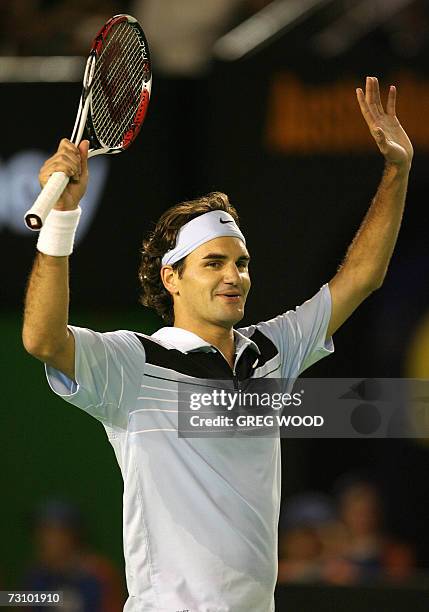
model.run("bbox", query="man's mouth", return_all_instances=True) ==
[216,292,242,302]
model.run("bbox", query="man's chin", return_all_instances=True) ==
[215,308,245,328]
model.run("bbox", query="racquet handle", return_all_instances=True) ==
[24,171,71,231]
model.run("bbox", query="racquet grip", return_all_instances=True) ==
[24,171,71,231]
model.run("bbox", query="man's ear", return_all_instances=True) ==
[160,266,179,296]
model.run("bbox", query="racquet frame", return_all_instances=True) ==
[24,14,152,230]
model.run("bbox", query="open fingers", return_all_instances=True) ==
[356,87,377,130]
[365,77,375,105]
[364,77,383,114]
[386,85,396,116]
[361,77,397,118]
[372,77,384,114]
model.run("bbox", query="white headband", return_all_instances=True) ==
[161,210,246,266]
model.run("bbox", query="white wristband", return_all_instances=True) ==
[37,207,82,256]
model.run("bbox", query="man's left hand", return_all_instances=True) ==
[356,76,413,168]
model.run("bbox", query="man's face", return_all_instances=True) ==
[171,236,251,329]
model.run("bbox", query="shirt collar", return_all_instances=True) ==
[151,326,260,356]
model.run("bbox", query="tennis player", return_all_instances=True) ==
[23,77,412,611]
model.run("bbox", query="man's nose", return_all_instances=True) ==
[223,263,241,283]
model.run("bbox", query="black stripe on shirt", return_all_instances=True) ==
[134,329,279,381]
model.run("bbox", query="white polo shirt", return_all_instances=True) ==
[45,284,334,612]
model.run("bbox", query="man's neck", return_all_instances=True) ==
[173,320,236,368]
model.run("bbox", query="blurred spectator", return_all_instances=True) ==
[23,499,125,612]
[331,475,416,583]
[277,491,343,583]
[278,481,416,586]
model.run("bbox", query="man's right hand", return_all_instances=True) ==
[39,138,89,211]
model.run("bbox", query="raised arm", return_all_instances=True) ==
[327,76,413,338]
[22,139,89,380]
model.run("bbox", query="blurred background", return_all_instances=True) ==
[1,0,429,610]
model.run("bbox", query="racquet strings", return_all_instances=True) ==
[91,21,147,148]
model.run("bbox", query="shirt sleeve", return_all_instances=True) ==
[248,284,334,378]
[45,327,145,429]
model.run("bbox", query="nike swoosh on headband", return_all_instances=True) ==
[161,210,246,266]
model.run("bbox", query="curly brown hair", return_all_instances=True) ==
[139,192,240,325]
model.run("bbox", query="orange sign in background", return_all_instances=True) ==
[266,72,429,154]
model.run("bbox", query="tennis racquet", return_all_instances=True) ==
[24,13,152,230]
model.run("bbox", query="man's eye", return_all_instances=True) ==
[206,261,221,268]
